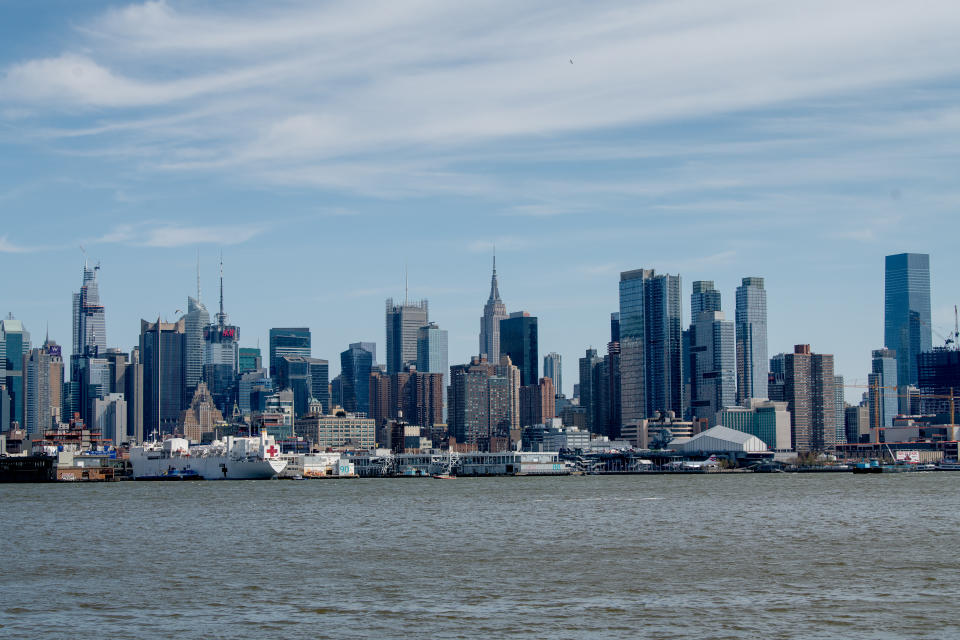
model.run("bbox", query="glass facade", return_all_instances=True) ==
[1,317,30,428]
[385,299,428,374]
[735,276,768,403]
[499,313,538,387]
[869,349,898,428]
[341,342,376,414]
[269,328,311,378]
[884,253,932,387]
[543,352,562,397]
[690,311,736,424]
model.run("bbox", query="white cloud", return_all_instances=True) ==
[0,235,34,253]
[95,223,262,247]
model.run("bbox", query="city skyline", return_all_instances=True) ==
[2,2,960,403]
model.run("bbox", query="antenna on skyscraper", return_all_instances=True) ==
[218,252,225,326]
[80,245,87,268]
[196,248,202,303]
[404,263,409,306]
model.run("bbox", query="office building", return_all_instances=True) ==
[416,322,448,391]
[845,405,871,444]
[917,348,960,419]
[690,280,722,319]
[884,253,931,389]
[2,316,30,429]
[690,310,736,424]
[500,311,538,387]
[72,263,106,357]
[239,347,262,374]
[736,277,768,403]
[139,318,186,437]
[578,348,602,433]
[269,328,311,377]
[479,255,508,361]
[868,348,898,430]
[178,381,225,442]
[92,392,126,444]
[341,342,376,414]
[276,355,313,417]
[183,296,209,397]
[834,374,846,445]
[783,344,837,452]
[24,339,63,435]
[385,298,428,374]
[238,369,272,415]
[619,269,683,425]
[308,358,330,414]
[297,412,376,450]
[126,347,144,443]
[543,352,562,397]
[203,262,239,414]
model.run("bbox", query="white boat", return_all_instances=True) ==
[938,460,960,471]
[130,431,287,480]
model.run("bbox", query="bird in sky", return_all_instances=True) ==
[569,58,574,64]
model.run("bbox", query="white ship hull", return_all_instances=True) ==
[130,433,286,480]
[130,452,285,480]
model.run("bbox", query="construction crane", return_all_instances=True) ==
[844,383,957,429]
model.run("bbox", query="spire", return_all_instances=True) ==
[488,249,501,303]
[216,252,227,326]
[196,249,202,303]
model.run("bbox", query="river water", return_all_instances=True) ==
[1,473,958,639]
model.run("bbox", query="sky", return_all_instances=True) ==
[1,0,959,401]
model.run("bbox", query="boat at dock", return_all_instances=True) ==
[129,432,286,480]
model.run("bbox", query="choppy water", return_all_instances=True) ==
[2,473,959,639]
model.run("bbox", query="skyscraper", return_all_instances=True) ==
[183,296,209,398]
[140,318,186,437]
[308,358,330,414]
[618,269,683,426]
[341,342,376,414]
[72,263,106,357]
[269,328,311,378]
[417,324,448,411]
[239,347,262,374]
[479,255,508,361]
[784,344,837,452]
[203,258,239,414]
[690,310,736,424]
[385,298,428,374]
[868,348,898,429]
[500,312,538,387]
[578,348,601,433]
[24,338,63,435]
[276,355,312,417]
[1,315,30,428]
[447,355,519,449]
[736,277,768,404]
[690,280,722,319]
[543,352,562,397]
[884,253,932,388]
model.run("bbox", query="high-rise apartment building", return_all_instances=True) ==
[341,342,376,414]
[368,368,443,429]
[140,318,186,437]
[619,269,683,426]
[269,328,311,377]
[519,378,556,428]
[736,277,768,403]
[479,256,508,361]
[543,352,562,397]
[783,344,837,452]
[500,312,538,387]
[690,310,736,424]
[884,253,932,388]
[385,298,428,374]
[447,355,519,449]
[126,347,144,443]
[690,280,722,319]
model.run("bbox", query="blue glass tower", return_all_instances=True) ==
[884,253,931,387]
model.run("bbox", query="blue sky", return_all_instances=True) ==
[2,0,959,400]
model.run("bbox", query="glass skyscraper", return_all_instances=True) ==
[1,316,31,429]
[736,276,768,403]
[690,310,736,424]
[499,312,538,387]
[543,352,562,397]
[341,342,376,414]
[385,298,428,374]
[868,348,898,429]
[416,325,448,411]
[884,253,932,388]
[269,328,311,378]
[183,296,209,398]
[618,269,683,424]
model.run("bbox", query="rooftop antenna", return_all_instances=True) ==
[80,245,88,269]
[196,248,202,303]
[404,263,409,306]
[217,252,225,326]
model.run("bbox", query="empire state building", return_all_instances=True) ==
[479,256,508,361]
